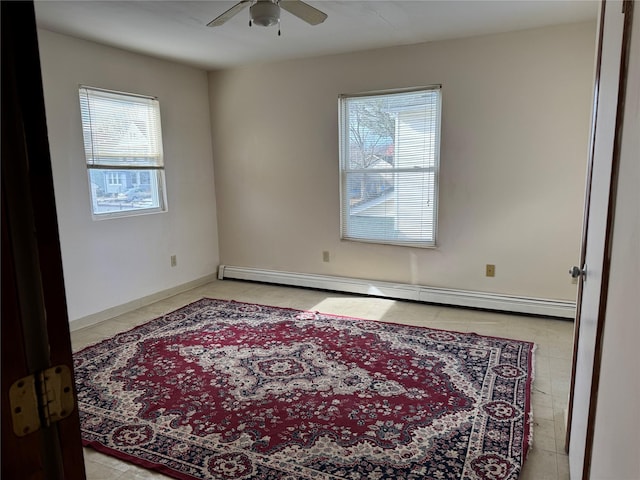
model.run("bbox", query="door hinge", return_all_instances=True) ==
[9,365,75,437]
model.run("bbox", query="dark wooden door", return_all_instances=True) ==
[1,1,86,478]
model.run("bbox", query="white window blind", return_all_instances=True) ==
[79,86,167,218]
[339,86,442,247]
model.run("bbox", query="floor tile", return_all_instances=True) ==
[520,448,559,480]
[557,453,570,479]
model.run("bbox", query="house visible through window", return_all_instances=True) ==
[106,171,123,186]
[339,86,441,247]
[79,86,167,219]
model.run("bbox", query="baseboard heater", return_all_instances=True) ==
[218,265,576,319]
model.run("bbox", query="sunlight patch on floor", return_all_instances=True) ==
[309,296,396,320]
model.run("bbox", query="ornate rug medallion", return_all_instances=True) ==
[74,298,534,479]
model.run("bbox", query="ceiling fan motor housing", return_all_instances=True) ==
[250,1,280,26]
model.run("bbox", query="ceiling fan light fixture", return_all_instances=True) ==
[207,0,326,29]
[250,1,280,27]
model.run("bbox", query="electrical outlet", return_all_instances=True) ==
[170,255,177,267]
[486,264,495,277]
[322,251,330,262]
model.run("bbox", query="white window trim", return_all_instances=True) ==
[338,85,442,248]
[79,85,168,220]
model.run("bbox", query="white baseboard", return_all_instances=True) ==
[218,265,576,319]
[69,274,218,332]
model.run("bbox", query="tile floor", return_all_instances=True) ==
[70,279,574,479]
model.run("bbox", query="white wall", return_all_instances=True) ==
[590,6,640,478]
[37,29,219,322]
[209,22,596,301]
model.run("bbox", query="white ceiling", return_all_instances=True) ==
[34,0,598,70]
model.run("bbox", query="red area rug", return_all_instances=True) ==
[75,298,534,479]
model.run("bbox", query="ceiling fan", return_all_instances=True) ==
[207,0,327,30]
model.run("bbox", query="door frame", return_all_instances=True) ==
[565,1,635,479]
[1,1,86,478]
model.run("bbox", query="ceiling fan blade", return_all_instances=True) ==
[280,0,327,25]
[207,0,251,27]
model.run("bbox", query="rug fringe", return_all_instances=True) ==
[525,343,537,459]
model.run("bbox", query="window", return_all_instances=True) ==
[339,86,441,247]
[79,86,167,219]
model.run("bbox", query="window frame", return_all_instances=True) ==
[338,85,442,248]
[79,85,168,220]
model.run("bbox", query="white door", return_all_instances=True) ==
[567,1,629,478]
